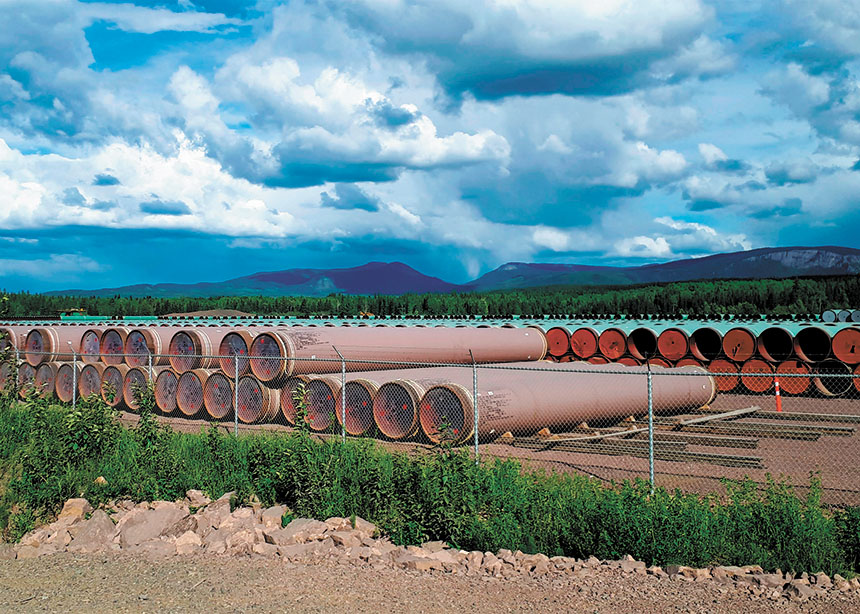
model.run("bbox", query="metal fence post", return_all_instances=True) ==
[647,362,654,495]
[72,351,77,411]
[233,354,239,437]
[148,351,153,381]
[470,350,479,464]
[332,346,346,443]
[14,347,19,391]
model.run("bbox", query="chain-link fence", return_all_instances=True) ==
[3,340,859,507]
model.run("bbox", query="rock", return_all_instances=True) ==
[185,490,211,508]
[324,517,352,532]
[421,541,447,553]
[785,580,815,602]
[396,554,443,571]
[174,530,203,555]
[833,574,847,583]
[665,564,683,576]
[15,544,54,559]
[262,506,288,529]
[752,573,786,589]
[56,498,93,527]
[252,542,280,556]
[226,529,258,555]
[281,518,329,543]
[812,572,831,587]
[681,567,711,581]
[278,542,322,560]
[19,527,51,549]
[94,476,108,486]
[263,526,296,547]
[521,553,550,572]
[429,549,459,565]
[219,507,256,530]
[330,531,361,549]
[67,510,116,554]
[620,559,647,574]
[130,538,176,558]
[116,504,189,548]
[647,566,667,578]
[161,514,198,538]
[352,516,377,539]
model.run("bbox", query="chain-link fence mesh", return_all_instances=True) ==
[1,322,858,507]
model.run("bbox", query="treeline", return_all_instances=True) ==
[2,275,860,318]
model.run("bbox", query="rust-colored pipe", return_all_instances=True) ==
[155,369,179,414]
[78,363,105,398]
[416,362,717,444]
[740,358,774,393]
[168,328,232,372]
[218,330,258,377]
[722,327,757,362]
[708,358,739,393]
[813,359,853,397]
[775,360,811,395]
[647,357,672,369]
[236,375,280,424]
[101,364,130,408]
[544,327,571,358]
[627,327,658,360]
[689,327,722,362]
[792,326,831,363]
[280,375,311,425]
[34,362,60,398]
[100,327,132,365]
[570,327,599,359]
[55,363,81,403]
[203,371,234,420]
[757,327,795,363]
[17,363,35,398]
[657,328,689,362]
[373,380,425,440]
[675,357,704,368]
[248,326,547,386]
[176,369,214,417]
[831,328,860,365]
[587,355,610,365]
[124,328,172,368]
[616,356,641,367]
[853,364,860,394]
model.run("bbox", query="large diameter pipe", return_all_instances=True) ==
[248,326,547,386]
[757,327,795,363]
[598,328,627,360]
[124,328,171,368]
[78,363,105,398]
[0,325,32,350]
[79,328,104,364]
[545,326,571,358]
[813,359,853,397]
[832,328,860,365]
[176,369,214,417]
[218,330,258,377]
[100,327,132,364]
[775,360,811,395]
[280,375,311,425]
[689,327,722,362]
[236,375,280,424]
[627,328,658,360]
[722,327,757,362]
[793,326,831,363]
[122,366,165,412]
[416,362,717,444]
[24,327,85,366]
[203,371,234,420]
[34,362,60,398]
[0,362,12,393]
[155,369,179,414]
[616,356,641,367]
[168,328,232,372]
[101,364,130,408]
[708,358,739,393]
[55,363,81,403]
[740,359,774,393]
[18,363,35,398]
[570,327,599,359]
[657,328,689,362]
[334,379,377,436]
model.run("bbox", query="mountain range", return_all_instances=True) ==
[50,246,860,298]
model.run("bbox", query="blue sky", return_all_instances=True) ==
[1,0,859,292]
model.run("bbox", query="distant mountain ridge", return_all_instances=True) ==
[49,246,860,298]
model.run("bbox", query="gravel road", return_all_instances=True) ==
[1,550,857,614]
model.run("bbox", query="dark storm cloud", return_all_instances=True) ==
[320,184,381,212]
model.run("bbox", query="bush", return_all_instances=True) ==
[0,396,858,576]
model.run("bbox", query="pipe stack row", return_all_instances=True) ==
[0,322,717,441]
[543,323,860,397]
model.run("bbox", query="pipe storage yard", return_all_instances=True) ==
[2,314,860,504]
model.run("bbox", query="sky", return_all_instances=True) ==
[1,0,860,292]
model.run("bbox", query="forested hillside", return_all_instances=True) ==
[3,275,859,318]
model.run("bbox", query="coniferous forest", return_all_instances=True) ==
[2,275,859,318]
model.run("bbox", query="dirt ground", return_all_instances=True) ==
[1,550,858,614]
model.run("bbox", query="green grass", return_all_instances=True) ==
[0,392,858,576]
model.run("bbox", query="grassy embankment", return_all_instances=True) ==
[0,387,858,576]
